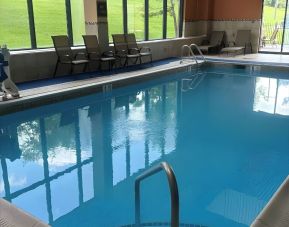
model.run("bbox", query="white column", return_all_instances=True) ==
[83,0,109,50]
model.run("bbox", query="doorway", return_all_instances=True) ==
[260,0,289,53]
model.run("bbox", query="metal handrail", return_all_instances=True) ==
[189,44,206,62]
[180,44,205,65]
[180,45,198,64]
[135,162,179,227]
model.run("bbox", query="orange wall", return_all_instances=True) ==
[185,0,263,21]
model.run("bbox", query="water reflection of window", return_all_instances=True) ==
[82,163,94,202]
[46,113,77,175]
[113,147,126,185]
[79,107,92,160]
[130,141,145,176]
[8,120,44,193]
[50,170,79,220]
[254,77,289,116]
[164,82,177,154]
[276,80,289,115]
[129,92,146,175]
[112,96,129,185]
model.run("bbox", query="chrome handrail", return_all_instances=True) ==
[180,44,205,65]
[189,44,206,62]
[180,45,198,64]
[135,162,179,227]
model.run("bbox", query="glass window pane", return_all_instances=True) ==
[107,0,123,42]
[167,0,179,38]
[33,0,67,48]
[71,0,85,45]
[149,0,163,40]
[260,1,286,52]
[128,0,144,40]
[283,4,289,52]
[0,0,31,49]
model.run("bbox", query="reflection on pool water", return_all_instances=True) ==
[1,67,289,227]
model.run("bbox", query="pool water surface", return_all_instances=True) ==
[0,65,289,227]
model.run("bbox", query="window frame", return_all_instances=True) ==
[111,0,184,42]
[8,0,184,50]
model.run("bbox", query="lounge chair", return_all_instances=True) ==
[112,34,140,66]
[52,35,89,77]
[199,31,225,54]
[221,30,252,55]
[261,26,279,47]
[83,35,116,71]
[125,33,152,63]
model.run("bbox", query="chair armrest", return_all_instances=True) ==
[128,48,140,54]
[116,49,127,56]
[75,52,87,60]
[60,54,72,62]
[88,52,102,60]
[227,41,235,47]
[140,46,151,53]
[102,51,114,57]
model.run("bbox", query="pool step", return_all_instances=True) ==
[120,223,208,227]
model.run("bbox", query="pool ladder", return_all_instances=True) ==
[180,44,205,65]
[135,162,179,227]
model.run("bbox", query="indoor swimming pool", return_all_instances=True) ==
[0,64,289,227]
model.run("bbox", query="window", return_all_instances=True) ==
[107,0,124,42]
[33,0,67,48]
[167,0,179,38]
[127,0,145,40]
[108,0,183,42]
[0,0,31,49]
[260,0,289,53]
[71,0,85,45]
[149,0,163,39]
[1,0,183,50]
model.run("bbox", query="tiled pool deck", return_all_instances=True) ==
[0,53,288,115]
[205,53,289,67]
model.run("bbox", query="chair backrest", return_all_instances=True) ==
[112,34,128,53]
[209,31,225,46]
[235,30,251,47]
[269,28,279,41]
[126,33,138,49]
[83,35,101,55]
[51,35,73,59]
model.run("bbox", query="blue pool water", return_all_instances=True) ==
[1,65,289,227]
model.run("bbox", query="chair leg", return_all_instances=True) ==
[99,61,102,71]
[134,57,139,65]
[83,63,88,73]
[53,61,60,78]
[139,56,142,64]
[70,63,74,74]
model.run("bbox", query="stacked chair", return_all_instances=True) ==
[82,35,116,71]
[221,30,253,55]
[199,31,225,54]
[112,34,152,66]
[52,35,89,77]
[126,33,152,64]
[52,33,153,77]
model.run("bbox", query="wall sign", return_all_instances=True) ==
[97,2,107,17]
